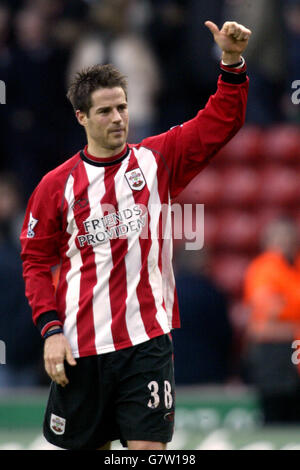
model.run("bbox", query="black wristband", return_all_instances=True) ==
[43,328,64,340]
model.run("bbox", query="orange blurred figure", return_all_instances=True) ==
[244,217,300,424]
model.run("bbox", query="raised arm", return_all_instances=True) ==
[140,21,251,199]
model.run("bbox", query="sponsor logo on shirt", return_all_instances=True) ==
[77,204,148,248]
[72,198,89,210]
[27,212,38,238]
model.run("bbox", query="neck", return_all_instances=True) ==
[272,248,296,265]
[87,141,126,159]
[283,252,296,265]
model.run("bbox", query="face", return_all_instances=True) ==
[265,221,299,259]
[76,86,129,155]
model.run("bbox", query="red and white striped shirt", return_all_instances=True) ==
[21,73,248,358]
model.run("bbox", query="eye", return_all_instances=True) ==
[98,108,109,114]
[118,104,127,112]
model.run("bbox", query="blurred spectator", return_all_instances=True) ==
[183,0,226,117]
[3,6,72,198]
[146,0,189,130]
[0,173,43,387]
[147,0,225,129]
[282,0,300,122]
[243,217,300,423]
[222,0,287,124]
[66,0,161,143]
[0,2,12,73]
[0,0,22,12]
[50,0,90,52]
[284,0,300,80]
[0,2,12,171]
[172,246,233,385]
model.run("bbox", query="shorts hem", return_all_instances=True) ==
[43,433,67,450]
[123,434,173,444]
[44,433,120,450]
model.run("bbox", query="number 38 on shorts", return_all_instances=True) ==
[147,380,173,410]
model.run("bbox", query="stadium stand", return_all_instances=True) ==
[173,123,300,358]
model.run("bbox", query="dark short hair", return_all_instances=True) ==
[67,63,128,115]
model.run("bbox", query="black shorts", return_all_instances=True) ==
[43,334,175,449]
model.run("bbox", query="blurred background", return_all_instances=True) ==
[0,0,300,450]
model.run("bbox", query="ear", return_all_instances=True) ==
[76,110,87,127]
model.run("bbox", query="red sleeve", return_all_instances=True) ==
[20,173,63,328]
[140,75,249,199]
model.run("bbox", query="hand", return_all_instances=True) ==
[205,20,251,64]
[44,330,76,387]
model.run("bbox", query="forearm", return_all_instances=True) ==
[164,72,248,198]
[190,68,249,156]
[22,258,62,336]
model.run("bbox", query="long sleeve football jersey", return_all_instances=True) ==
[20,70,249,358]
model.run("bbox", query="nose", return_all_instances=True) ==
[112,108,122,123]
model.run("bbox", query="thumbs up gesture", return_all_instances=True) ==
[205,21,251,64]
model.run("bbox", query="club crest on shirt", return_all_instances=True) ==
[125,168,146,191]
[50,413,66,435]
[27,212,38,238]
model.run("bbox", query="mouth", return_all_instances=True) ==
[110,128,124,133]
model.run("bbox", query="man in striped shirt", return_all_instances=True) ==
[20,20,251,450]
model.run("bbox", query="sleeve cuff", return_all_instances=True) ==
[220,57,247,84]
[220,57,246,73]
[36,310,63,336]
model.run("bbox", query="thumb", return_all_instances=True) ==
[204,21,219,36]
[66,346,77,366]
